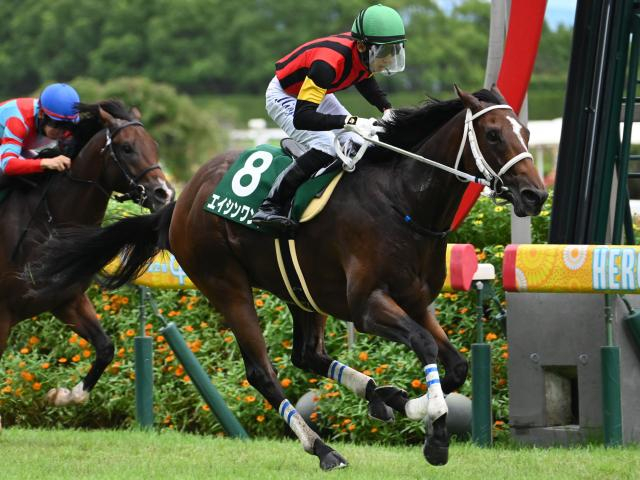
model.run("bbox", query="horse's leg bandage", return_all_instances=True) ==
[327,360,371,398]
[404,364,447,420]
[279,399,320,453]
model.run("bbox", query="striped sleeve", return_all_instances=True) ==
[0,117,43,175]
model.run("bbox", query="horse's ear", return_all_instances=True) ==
[454,84,481,111]
[98,107,117,128]
[130,107,142,121]
[490,83,507,104]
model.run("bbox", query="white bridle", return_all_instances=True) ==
[335,104,533,196]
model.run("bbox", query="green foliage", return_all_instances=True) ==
[0,0,572,119]
[1,196,552,443]
[68,77,227,181]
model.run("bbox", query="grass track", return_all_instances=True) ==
[1,428,638,480]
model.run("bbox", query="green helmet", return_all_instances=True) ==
[351,4,406,45]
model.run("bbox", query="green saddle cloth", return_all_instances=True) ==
[203,144,340,231]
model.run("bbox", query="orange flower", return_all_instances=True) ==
[200,322,209,328]
[32,382,42,391]
[348,423,356,431]
[495,420,505,426]
[275,306,285,312]
[156,335,166,343]
[72,355,81,362]
[69,335,78,344]
[168,311,180,317]
[224,336,234,343]
[126,329,135,337]
[281,339,292,349]
[310,412,318,421]
[78,339,88,348]
[18,361,26,368]
[309,378,318,384]
[244,395,256,403]
[459,347,469,353]
[341,418,352,425]
[58,357,68,364]
[19,348,29,354]
[175,366,185,376]
[201,404,210,411]
[370,427,378,433]
[264,400,273,410]
[103,305,111,311]
[41,362,50,369]
[117,348,125,358]
[183,375,191,383]
[241,380,250,388]
[501,352,509,359]
[485,332,498,342]
[411,379,422,389]
[280,378,292,388]
[255,299,265,308]
[358,351,368,362]
[121,297,129,304]
[2,386,12,393]
[83,350,91,358]
[20,371,34,382]
[459,328,466,334]
[28,336,40,345]
[165,355,175,363]
[323,383,334,390]
[179,295,188,304]
[256,414,265,423]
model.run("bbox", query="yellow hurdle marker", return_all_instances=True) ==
[503,244,640,293]
[105,244,480,292]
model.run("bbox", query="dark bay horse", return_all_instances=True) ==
[0,100,174,409]
[27,87,546,469]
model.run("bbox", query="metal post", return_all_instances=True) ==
[471,281,492,446]
[135,286,154,428]
[601,294,622,446]
[160,322,249,439]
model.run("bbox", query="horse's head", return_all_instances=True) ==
[96,107,175,211]
[455,86,547,217]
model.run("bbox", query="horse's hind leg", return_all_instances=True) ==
[48,293,114,406]
[289,307,394,422]
[195,276,347,471]
[422,308,468,393]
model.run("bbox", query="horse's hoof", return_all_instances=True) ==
[368,397,395,423]
[46,387,72,406]
[423,414,449,466]
[313,439,348,471]
[375,385,408,414]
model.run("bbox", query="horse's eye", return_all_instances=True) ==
[486,130,500,143]
[121,144,134,154]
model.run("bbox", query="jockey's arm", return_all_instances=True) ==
[0,117,44,176]
[355,76,392,112]
[292,61,348,131]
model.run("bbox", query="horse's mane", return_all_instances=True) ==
[369,89,503,161]
[63,100,136,158]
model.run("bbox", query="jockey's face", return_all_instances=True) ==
[41,114,73,140]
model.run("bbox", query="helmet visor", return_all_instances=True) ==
[368,43,405,76]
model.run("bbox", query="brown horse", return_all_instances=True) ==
[27,87,546,469]
[0,100,174,408]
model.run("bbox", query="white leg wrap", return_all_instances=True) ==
[279,399,319,453]
[425,364,447,421]
[404,365,448,421]
[327,360,371,398]
[70,382,90,404]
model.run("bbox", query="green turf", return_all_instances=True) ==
[1,428,638,480]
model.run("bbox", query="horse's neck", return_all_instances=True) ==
[397,112,471,232]
[49,132,112,225]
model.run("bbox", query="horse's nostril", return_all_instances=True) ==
[521,188,548,207]
[154,187,169,202]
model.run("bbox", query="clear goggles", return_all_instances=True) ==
[368,42,405,76]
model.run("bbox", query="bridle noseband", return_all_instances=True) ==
[100,121,162,204]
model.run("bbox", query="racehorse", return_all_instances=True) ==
[26,87,546,469]
[0,100,174,408]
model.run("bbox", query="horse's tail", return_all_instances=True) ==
[26,201,176,296]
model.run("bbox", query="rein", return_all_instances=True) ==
[336,104,534,199]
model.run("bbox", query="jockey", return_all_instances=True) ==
[252,4,406,232]
[0,83,80,178]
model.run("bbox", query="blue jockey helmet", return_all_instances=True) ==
[39,83,80,123]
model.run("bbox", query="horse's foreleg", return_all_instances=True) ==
[421,307,468,394]
[290,307,394,422]
[353,289,448,466]
[49,294,114,406]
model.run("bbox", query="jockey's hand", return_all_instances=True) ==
[40,155,71,172]
[344,116,385,138]
[381,108,395,122]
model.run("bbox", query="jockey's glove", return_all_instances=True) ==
[344,116,385,138]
